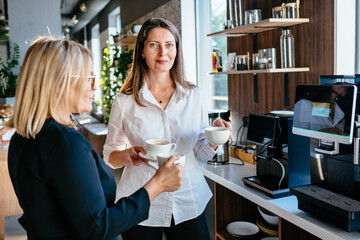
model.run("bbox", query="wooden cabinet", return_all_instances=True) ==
[200,158,360,239]
[213,183,320,240]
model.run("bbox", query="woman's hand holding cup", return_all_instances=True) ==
[207,118,232,150]
[144,156,183,202]
[213,118,232,136]
[156,156,183,191]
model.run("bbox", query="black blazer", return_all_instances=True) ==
[8,119,150,240]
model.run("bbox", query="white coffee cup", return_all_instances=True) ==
[205,127,230,146]
[157,153,185,167]
[145,139,176,159]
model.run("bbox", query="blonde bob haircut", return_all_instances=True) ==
[5,36,92,139]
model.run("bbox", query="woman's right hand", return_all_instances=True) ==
[144,156,183,202]
[108,146,147,168]
[127,146,148,166]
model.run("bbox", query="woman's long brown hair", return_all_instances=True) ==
[120,17,195,106]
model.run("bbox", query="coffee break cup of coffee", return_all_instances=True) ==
[157,153,186,167]
[204,127,230,146]
[145,139,176,159]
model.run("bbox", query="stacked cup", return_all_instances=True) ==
[145,139,185,167]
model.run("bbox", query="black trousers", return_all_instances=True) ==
[121,211,210,240]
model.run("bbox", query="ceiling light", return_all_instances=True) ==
[79,2,87,12]
[71,15,78,24]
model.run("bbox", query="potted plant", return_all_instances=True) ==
[0,43,20,104]
[100,42,133,124]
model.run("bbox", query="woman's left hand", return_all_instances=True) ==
[213,118,232,137]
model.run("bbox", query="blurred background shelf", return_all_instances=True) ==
[115,34,137,46]
[209,67,310,75]
[207,18,310,37]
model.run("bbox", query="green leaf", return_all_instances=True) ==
[0,43,20,97]
[100,46,133,124]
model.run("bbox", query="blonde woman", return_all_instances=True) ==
[6,36,182,240]
[103,18,230,240]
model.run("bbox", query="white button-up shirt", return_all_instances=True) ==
[103,81,215,227]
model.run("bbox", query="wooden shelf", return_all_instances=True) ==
[115,34,137,46]
[216,231,238,240]
[207,18,309,37]
[209,67,310,75]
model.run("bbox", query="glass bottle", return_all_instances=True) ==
[280,29,295,68]
[216,50,223,72]
[212,50,218,72]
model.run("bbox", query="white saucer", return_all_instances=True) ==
[139,152,157,162]
[226,221,259,238]
[270,110,294,118]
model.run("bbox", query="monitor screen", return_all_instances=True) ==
[292,84,357,145]
[247,113,278,145]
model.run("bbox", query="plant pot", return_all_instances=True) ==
[0,97,15,105]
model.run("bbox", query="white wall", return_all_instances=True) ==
[334,0,356,74]
[8,0,62,66]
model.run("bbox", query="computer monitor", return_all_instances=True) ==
[247,113,278,146]
[292,84,357,145]
[247,113,286,157]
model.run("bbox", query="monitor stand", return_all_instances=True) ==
[315,140,339,155]
[242,174,290,198]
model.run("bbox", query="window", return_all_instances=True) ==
[195,0,228,111]
[115,13,121,36]
[90,24,101,104]
[108,7,121,45]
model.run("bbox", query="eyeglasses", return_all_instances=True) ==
[71,75,96,90]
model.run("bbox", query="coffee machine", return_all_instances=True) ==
[207,111,231,165]
[289,83,360,232]
[242,114,311,198]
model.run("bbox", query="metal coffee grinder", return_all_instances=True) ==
[207,111,231,165]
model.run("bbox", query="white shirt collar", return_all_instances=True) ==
[139,79,190,105]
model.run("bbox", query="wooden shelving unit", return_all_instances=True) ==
[209,67,310,75]
[115,34,137,46]
[207,17,310,106]
[207,18,310,37]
